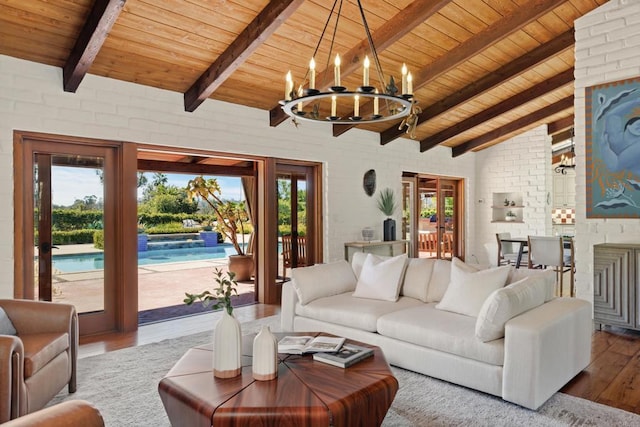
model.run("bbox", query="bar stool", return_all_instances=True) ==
[527,235,575,297]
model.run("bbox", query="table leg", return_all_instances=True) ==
[515,243,525,268]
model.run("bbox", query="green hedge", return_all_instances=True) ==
[52,209,103,230]
[93,230,104,249]
[52,229,98,245]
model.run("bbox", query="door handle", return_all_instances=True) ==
[40,242,59,254]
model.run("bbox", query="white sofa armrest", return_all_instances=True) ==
[280,281,298,332]
[502,297,592,410]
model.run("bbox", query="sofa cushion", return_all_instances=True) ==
[0,307,16,335]
[435,259,510,317]
[377,304,505,366]
[425,259,453,302]
[353,253,407,301]
[291,260,357,305]
[507,267,556,301]
[476,275,548,342]
[20,332,69,378]
[295,292,423,332]
[351,251,372,279]
[401,258,435,302]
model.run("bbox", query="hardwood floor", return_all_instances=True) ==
[80,305,640,415]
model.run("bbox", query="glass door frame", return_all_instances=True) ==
[14,131,138,335]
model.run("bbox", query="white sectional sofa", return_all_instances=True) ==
[280,252,592,410]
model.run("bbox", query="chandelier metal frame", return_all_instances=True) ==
[280,0,414,124]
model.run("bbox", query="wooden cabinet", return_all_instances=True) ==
[491,192,524,223]
[553,172,576,207]
[593,244,640,330]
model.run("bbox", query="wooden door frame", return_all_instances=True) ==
[13,131,139,333]
[403,172,465,260]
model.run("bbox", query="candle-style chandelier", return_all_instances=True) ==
[555,128,576,174]
[280,0,415,124]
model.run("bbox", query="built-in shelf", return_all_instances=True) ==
[491,192,524,223]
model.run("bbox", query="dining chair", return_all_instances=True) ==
[496,232,522,266]
[282,235,308,279]
[527,235,575,297]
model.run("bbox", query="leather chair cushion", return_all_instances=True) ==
[20,332,69,378]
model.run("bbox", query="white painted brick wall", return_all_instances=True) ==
[574,0,640,304]
[0,55,476,298]
[473,126,552,265]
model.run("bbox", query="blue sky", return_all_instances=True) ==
[52,167,244,206]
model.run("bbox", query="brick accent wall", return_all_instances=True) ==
[574,0,640,303]
[473,125,552,265]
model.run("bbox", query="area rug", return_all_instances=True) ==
[51,316,640,426]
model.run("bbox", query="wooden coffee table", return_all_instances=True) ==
[158,332,398,427]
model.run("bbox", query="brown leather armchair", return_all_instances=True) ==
[1,400,103,427]
[0,300,78,423]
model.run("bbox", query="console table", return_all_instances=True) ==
[344,240,409,262]
[593,243,640,330]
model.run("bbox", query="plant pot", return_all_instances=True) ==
[228,254,253,281]
[213,310,242,379]
[383,218,396,241]
[137,234,148,252]
[199,231,219,247]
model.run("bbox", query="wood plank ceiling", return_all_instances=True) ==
[0,0,607,156]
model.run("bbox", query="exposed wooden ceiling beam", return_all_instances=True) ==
[548,115,574,135]
[269,0,453,127]
[419,67,574,151]
[185,0,304,113]
[451,95,574,157]
[63,0,126,92]
[552,128,574,144]
[137,160,255,177]
[335,0,567,138]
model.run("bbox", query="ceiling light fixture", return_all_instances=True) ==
[555,128,576,174]
[280,0,415,124]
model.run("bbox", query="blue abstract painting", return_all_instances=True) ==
[586,77,640,218]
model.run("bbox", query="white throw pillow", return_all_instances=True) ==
[435,258,511,317]
[351,251,386,279]
[425,259,453,302]
[352,253,408,302]
[507,267,556,301]
[401,258,435,302]
[475,275,547,342]
[291,260,357,305]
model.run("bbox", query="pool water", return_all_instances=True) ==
[52,245,238,273]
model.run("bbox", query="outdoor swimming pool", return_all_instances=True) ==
[52,245,238,273]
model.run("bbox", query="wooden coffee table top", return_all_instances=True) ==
[158,332,398,427]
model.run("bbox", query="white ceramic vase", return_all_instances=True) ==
[213,310,242,379]
[252,325,278,381]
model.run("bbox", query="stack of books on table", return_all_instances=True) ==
[277,335,345,355]
[312,344,374,368]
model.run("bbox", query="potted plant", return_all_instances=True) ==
[505,211,517,222]
[199,220,218,247]
[186,176,253,280]
[377,188,398,241]
[184,268,241,378]
[137,222,148,252]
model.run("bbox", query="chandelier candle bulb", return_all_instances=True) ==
[334,54,341,86]
[374,90,379,115]
[363,55,370,86]
[297,85,304,112]
[285,71,293,101]
[354,95,360,117]
[331,95,337,117]
[309,57,316,89]
[407,72,413,95]
[401,63,408,95]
